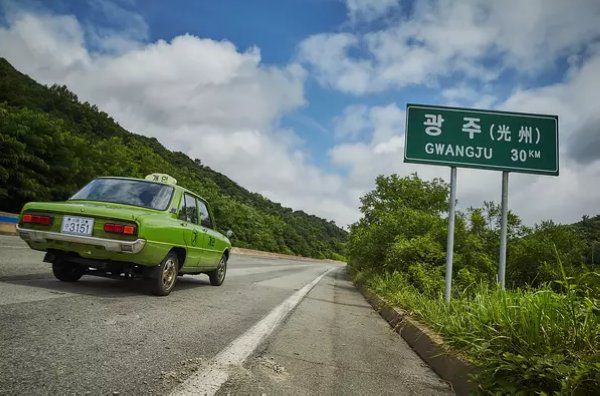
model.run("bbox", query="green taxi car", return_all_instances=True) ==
[16,174,232,296]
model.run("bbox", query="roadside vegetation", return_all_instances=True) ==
[0,58,346,260]
[348,174,600,393]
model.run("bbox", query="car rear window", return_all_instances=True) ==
[70,178,174,210]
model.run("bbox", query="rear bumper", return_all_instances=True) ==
[16,225,146,254]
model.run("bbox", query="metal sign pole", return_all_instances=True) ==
[444,166,457,302]
[498,171,509,289]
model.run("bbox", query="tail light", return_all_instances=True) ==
[22,214,53,226]
[104,223,137,235]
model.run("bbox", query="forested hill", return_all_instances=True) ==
[0,58,347,259]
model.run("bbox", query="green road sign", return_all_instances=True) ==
[404,104,559,175]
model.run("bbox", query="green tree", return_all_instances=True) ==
[0,57,348,259]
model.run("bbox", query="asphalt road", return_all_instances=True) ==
[0,235,451,395]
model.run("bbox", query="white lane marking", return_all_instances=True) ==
[0,245,30,249]
[171,267,335,396]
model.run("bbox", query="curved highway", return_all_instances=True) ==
[0,235,451,395]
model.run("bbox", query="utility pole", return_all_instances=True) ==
[444,166,457,302]
[498,171,509,289]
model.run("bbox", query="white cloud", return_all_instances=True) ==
[329,49,600,226]
[441,85,496,109]
[0,13,91,81]
[333,104,370,140]
[368,104,404,144]
[298,33,374,94]
[3,2,600,229]
[329,103,488,224]
[306,0,600,227]
[329,103,409,222]
[501,51,600,140]
[345,0,400,23]
[495,49,600,224]
[332,102,403,145]
[0,9,358,225]
[84,0,149,54]
[300,0,600,94]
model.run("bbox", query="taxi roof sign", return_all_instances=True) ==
[145,173,177,185]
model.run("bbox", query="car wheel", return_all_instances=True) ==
[52,259,85,282]
[208,254,227,286]
[150,251,179,296]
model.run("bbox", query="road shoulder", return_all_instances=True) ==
[219,267,452,395]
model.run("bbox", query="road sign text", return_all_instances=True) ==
[404,104,559,175]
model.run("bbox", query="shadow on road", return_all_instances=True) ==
[0,273,212,298]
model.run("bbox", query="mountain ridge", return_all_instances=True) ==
[0,58,347,259]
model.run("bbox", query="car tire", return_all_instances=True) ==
[150,251,179,296]
[52,260,85,282]
[208,254,227,286]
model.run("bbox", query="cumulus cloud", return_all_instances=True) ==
[0,8,358,225]
[298,33,374,94]
[494,49,600,222]
[333,104,370,140]
[329,47,600,226]
[568,116,600,165]
[311,0,600,227]
[329,103,409,222]
[3,1,600,229]
[84,0,150,54]
[441,85,496,109]
[345,0,400,23]
[329,103,491,224]
[299,0,600,94]
[0,13,91,81]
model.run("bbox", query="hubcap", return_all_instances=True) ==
[217,258,226,282]
[162,258,177,290]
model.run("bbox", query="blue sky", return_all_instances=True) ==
[1,0,600,226]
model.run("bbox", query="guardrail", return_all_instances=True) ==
[0,211,18,235]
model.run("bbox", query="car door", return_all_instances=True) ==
[197,198,222,268]
[178,193,203,268]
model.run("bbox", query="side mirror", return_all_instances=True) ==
[170,207,177,215]
[226,230,234,239]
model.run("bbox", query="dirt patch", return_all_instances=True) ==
[160,357,205,385]
[254,354,289,382]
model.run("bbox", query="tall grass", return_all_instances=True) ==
[357,270,600,393]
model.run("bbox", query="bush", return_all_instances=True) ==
[384,234,446,272]
[348,174,600,393]
[346,174,449,272]
[355,269,600,393]
[0,102,347,259]
[508,221,587,287]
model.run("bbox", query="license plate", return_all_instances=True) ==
[61,216,94,236]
